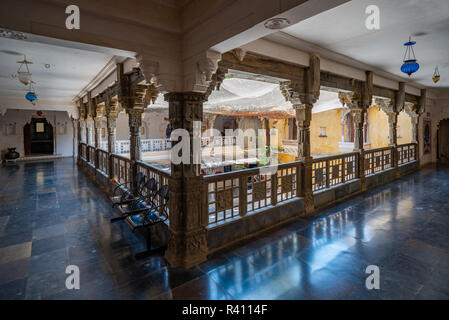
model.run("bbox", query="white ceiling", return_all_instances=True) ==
[0,36,114,116]
[281,0,449,88]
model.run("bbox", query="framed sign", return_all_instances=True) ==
[423,119,431,154]
[36,122,45,133]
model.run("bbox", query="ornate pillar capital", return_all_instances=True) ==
[280,81,318,107]
[339,91,362,109]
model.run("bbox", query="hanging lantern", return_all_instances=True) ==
[16,56,33,85]
[25,82,38,105]
[400,36,419,76]
[433,66,440,83]
[25,91,37,102]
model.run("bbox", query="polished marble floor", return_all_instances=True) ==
[0,159,448,300]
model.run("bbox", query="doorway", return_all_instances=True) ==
[24,117,54,156]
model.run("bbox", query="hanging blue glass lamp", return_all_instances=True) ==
[25,82,37,105]
[401,36,419,76]
[25,91,37,102]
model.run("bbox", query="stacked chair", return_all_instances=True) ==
[110,173,169,259]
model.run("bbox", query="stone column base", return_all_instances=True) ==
[165,228,208,268]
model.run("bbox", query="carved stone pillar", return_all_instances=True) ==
[351,108,365,146]
[388,111,399,177]
[352,110,364,148]
[127,108,143,194]
[164,92,207,268]
[127,109,143,162]
[94,119,102,167]
[279,53,320,214]
[86,120,92,146]
[352,108,367,191]
[79,120,85,144]
[74,118,81,163]
[411,115,418,144]
[387,112,399,147]
[294,104,314,212]
[107,116,117,154]
[106,115,117,180]
[264,118,271,157]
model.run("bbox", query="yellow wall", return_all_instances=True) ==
[398,111,413,145]
[257,106,413,161]
[310,109,342,155]
[367,106,413,148]
[368,106,389,149]
[268,119,289,146]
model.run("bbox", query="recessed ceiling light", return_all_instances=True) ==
[45,64,51,69]
[412,31,428,37]
[264,18,291,30]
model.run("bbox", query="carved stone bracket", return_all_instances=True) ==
[231,48,247,62]
[404,102,419,118]
[375,97,395,114]
[339,91,362,109]
[205,65,228,101]
[187,50,222,94]
[280,54,320,106]
[136,54,167,93]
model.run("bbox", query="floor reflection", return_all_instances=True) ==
[0,159,448,300]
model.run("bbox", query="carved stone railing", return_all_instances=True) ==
[97,149,109,176]
[364,146,394,176]
[397,143,417,165]
[312,152,360,192]
[87,145,96,166]
[99,140,108,151]
[115,140,131,154]
[111,154,132,185]
[115,139,171,154]
[204,161,302,226]
[201,136,237,148]
[141,139,172,152]
[80,143,87,160]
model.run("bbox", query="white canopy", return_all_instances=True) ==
[148,78,343,115]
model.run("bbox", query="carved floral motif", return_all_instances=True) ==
[216,189,233,212]
[253,181,267,202]
[281,175,293,193]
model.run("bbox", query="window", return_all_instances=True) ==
[319,127,327,137]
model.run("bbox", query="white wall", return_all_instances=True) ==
[0,109,74,158]
[420,93,449,166]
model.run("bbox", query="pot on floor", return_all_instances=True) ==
[5,148,20,160]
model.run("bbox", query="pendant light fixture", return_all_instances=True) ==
[17,55,33,85]
[433,66,440,83]
[400,36,419,76]
[25,82,38,105]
